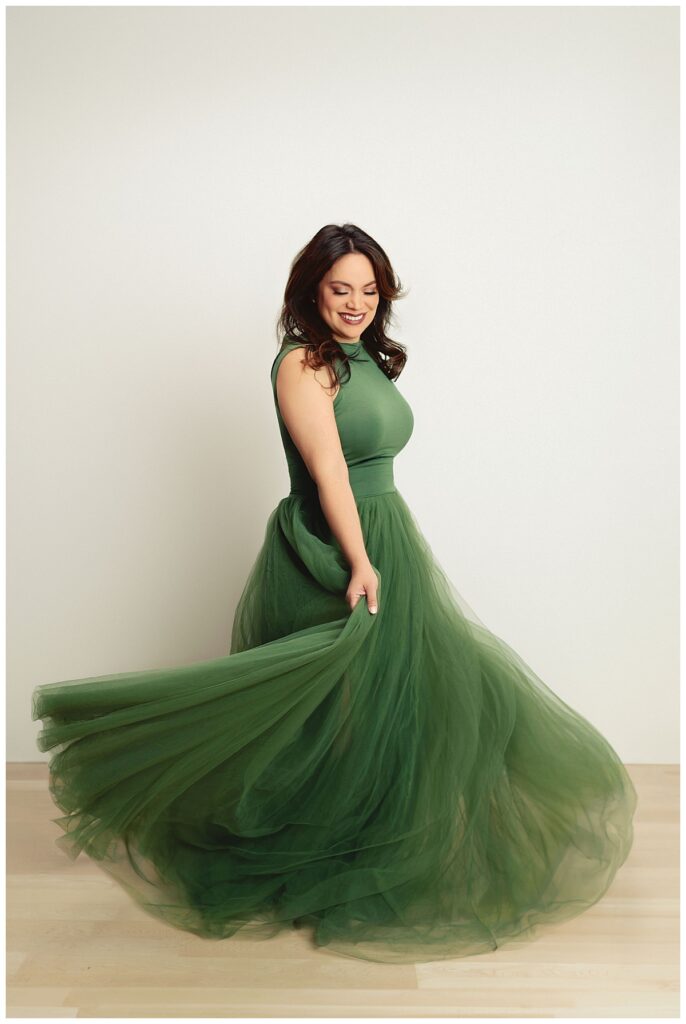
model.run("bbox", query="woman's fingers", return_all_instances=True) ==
[346,567,379,615]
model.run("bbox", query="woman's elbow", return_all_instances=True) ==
[309,457,350,490]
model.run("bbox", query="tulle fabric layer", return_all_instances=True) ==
[31,489,637,965]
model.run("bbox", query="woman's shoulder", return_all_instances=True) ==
[270,336,307,378]
[270,336,341,404]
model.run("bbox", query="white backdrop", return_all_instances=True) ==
[8,6,678,762]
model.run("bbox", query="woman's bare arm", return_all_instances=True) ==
[276,347,378,613]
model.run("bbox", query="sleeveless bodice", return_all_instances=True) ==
[270,337,414,499]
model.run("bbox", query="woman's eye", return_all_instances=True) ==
[332,290,377,296]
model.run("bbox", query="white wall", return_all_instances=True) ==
[8,6,678,762]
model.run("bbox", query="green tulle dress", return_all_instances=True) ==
[31,335,637,965]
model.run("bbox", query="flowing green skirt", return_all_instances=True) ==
[31,489,637,964]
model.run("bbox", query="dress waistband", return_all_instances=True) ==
[290,460,396,500]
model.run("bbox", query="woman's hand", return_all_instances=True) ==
[346,561,379,615]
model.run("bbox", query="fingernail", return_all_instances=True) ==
[370,606,377,614]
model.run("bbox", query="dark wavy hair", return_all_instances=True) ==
[275,223,409,395]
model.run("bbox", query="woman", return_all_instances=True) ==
[32,223,637,965]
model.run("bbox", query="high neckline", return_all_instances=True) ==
[338,339,364,351]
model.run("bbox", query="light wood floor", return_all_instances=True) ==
[7,763,678,1018]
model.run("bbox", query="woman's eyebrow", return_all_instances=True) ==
[329,280,377,287]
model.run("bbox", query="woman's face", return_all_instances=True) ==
[316,252,380,343]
